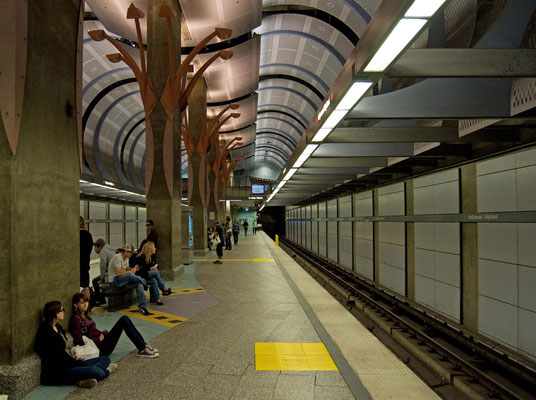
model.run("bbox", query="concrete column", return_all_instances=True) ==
[405,180,415,301]
[145,0,183,280]
[207,136,218,223]
[0,0,81,395]
[188,78,209,255]
[461,164,478,332]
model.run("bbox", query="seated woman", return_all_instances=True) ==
[69,293,158,358]
[35,300,114,389]
[135,242,172,305]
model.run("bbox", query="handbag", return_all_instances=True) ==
[72,335,100,360]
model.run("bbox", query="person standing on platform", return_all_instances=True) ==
[243,218,249,236]
[109,244,152,315]
[92,239,116,305]
[225,217,232,250]
[213,221,225,264]
[79,217,93,303]
[252,219,257,235]
[140,219,159,251]
[232,220,240,245]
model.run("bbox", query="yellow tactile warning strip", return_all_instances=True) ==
[145,287,205,299]
[193,258,275,262]
[118,305,187,328]
[255,343,338,371]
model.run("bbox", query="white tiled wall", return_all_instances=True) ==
[378,183,406,295]
[318,202,327,257]
[476,147,536,360]
[138,207,146,240]
[306,205,312,250]
[311,204,318,253]
[125,206,137,246]
[339,196,353,270]
[88,201,106,259]
[354,191,374,280]
[414,169,461,321]
[300,207,306,247]
[327,199,338,263]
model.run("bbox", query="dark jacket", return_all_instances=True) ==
[80,230,93,272]
[134,253,156,280]
[69,313,108,348]
[35,323,84,385]
[232,223,239,233]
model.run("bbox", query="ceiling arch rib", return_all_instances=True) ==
[118,116,144,186]
[255,151,286,167]
[257,109,307,130]
[256,130,298,147]
[256,137,295,156]
[256,144,291,160]
[261,0,380,37]
[128,128,146,190]
[85,84,140,182]
[256,123,300,144]
[259,74,324,101]
[256,86,319,111]
[257,116,304,137]
[259,64,330,93]
[255,12,356,168]
[257,104,309,126]
[113,112,144,187]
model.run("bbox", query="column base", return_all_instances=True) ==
[194,248,209,256]
[160,264,185,281]
[0,355,41,400]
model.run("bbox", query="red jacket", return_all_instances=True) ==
[69,313,108,348]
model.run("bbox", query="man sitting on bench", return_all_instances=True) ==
[108,244,153,316]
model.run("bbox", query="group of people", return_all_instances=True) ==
[80,217,172,316]
[35,293,159,389]
[207,217,260,264]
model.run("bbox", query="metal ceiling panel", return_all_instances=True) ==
[220,124,256,147]
[208,93,258,132]
[180,0,262,46]
[187,35,260,102]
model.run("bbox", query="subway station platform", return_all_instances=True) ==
[27,232,437,400]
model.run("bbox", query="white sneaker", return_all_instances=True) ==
[107,363,118,374]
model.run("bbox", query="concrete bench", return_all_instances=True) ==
[100,283,136,312]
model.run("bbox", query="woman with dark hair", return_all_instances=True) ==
[69,293,158,358]
[35,300,114,388]
[135,242,172,305]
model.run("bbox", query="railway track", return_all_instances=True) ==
[280,237,536,400]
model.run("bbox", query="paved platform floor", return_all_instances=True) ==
[26,231,436,399]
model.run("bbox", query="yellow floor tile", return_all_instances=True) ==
[255,343,337,371]
[118,306,187,328]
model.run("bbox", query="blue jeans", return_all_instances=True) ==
[112,273,147,310]
[66,356,110,383]
[148,270,165,300]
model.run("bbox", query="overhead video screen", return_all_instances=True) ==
[251,184,265,194]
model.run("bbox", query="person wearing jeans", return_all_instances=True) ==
[70,293,158,358]
[108,244,152,315]
[135,242,172,305]
[35,300,114,389]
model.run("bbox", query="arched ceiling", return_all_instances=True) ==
[81,0,536,208]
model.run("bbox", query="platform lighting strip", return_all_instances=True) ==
[293,144,318,168]
[79,180,145,198]
[270,0,449,204]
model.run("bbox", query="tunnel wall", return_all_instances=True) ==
[285,145,536,363]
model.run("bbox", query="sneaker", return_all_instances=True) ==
[75,378,97,388]
[107,363,118,374]
[138,308,153,316]
[216,260,223,264]
[138,347,159,358]
[150,299,164,305]
[146,344,159,353]
[162,288,172,296]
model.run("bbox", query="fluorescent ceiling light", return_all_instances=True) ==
[282,168,297,181]
[364,18,427,72]
[259,205,265,211]
[336,82,373,111]
[320,109,347,130]
[405,0,447,17]
[312,128,332,143]
[293,144,318,168]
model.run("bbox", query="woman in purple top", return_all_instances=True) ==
[69,293,159,358]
